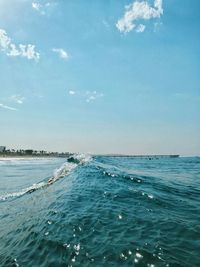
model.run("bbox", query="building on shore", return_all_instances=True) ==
[0,146,6,152]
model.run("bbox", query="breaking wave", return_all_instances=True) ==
[0,153,92,201]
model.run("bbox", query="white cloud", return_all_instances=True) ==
[69,90,76,95]
[0,103,17,111]
[32,2,53,15]
[52,48,69,60]
[116,0,163,33]
[7,44,21,57]
[67,90,103,102]
[86,91,104,103]
[10,95,25,104]
[0,29,40,61]
[32,2,42,11]
[0,29,11,50]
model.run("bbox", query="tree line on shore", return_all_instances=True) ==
[0,148,71,157]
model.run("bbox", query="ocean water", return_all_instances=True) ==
[0,155,199,267]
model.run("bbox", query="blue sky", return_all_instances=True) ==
[0,0,199,155]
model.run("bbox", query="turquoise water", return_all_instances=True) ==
[0,155,199,267]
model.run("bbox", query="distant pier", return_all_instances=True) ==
[97,154,180,158]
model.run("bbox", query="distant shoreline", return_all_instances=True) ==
[0,154,180,159]
[0,155,69,159]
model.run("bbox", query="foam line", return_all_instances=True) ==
[0,153,92,201]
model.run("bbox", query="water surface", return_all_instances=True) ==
[0,155,199,267]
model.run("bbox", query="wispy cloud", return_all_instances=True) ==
[116,0,163,33]
[85,91,104,103]
[0,29,40,61]
[32,2,54,15]
[0,103,17,111]
[153,21,163,32]
[52,48,69,60]
[68,90,104,103]
[32,2,42,12]
[102,19,111,29]
[10,95,25,104]
[69,90,76,95]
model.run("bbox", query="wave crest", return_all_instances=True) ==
[0,153,92,201]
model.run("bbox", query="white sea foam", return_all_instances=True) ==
[0,153,92,201]
[72,153,92,164]
[0,157,57,166]
[0,157,56,161]
[0,182,46,201]
[52,153,91,181]
[53,162,77,180]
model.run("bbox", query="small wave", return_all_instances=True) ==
[52,153,91,181]
[102,170,143,184]
[0,182,46,201]
[0,153,92,201]
[67,153,92,164]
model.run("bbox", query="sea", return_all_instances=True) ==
[0,155,199,267]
